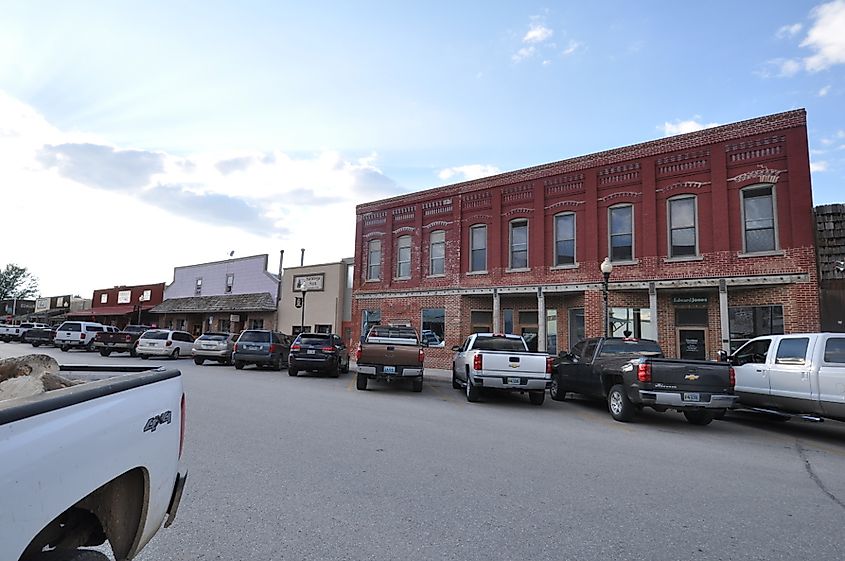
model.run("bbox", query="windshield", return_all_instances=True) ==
[472,336,527,352]
[141,330,169,340]
[299,334,331,345]
[239,331,270,343]
[199,333,229,341]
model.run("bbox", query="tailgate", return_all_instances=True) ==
[481,351,547,377]
[359,343,419,366]
[647,359,732,392]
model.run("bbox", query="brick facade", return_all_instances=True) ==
[353,110,820,368]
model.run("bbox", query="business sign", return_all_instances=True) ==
[673,294,708,305]
[230,314,240,323]
[117,290,131,304]
[293,273,325,292]
[35,298,50,313]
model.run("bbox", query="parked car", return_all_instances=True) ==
[25,325,58,347]
[94,324,152,357]
[722,333,845,422]
[355,325,425,392]
[288,333,350,377]
[232,330,292,370]
[192,332,238,365]
[136,330,195,360]
[1,322,49,343]
[54,321,108,352]
[452,333,552,405]
[0,361,187,561]
[552,337,737,424]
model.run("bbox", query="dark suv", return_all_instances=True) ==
[288,333,350,377]
[233,330,292,371]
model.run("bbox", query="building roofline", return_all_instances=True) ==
[171,253,270,271]
[356,108,806,213]
[283,259,354,272]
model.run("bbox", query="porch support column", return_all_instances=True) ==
[492,288,501,333]
[537,286,546,352]
[719,279,730,353]
[648,282,658,340]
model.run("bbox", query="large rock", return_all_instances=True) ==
[0,354,82,402]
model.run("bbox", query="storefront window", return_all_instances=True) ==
[421,308,445,347]
[361,309,381,341]
[546,309,558,355]
[568,308,585,350]
[609,307,655,340]
[470,310,493,333]
[503,309,513,334]
[728,305,784,352]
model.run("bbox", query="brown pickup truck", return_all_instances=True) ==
[93,325,152,357]
[355,325,425,392]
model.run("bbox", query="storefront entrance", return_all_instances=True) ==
[677,328,707,360]
[674,297,709,360]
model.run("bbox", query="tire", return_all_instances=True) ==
[465,375,480,403]
[86,340,96,352]
[451,364,461,389]
[411,377,423,392]
[712,408,727,420]
[32,342,41,348]
[288,367,298,376]
[99,349,111,357]
[549,374,567,401]
[171,348,180,359]
[140,354,149,360]
[607,384,635,422]
[341,357,350,373]
[274,356,284,371]
[684,410,715,426]
[356,373,368,390]
[194,357,204,366]
[529,390,545,406]
[235,361,245,370]
[129,346,138,358]
[61,344,69,352]
[330,363,341,378]
[26,549,112,561]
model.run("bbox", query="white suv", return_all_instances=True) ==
[55,321,113,352]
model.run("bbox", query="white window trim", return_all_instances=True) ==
[739,183,780,255]
[367,239,382,281]
[429,230,446,277]
[469,224,488,273]
[666,195,699,259]
[608,204,635,263]
[553,212,577,267]
[509,218,529,270]
[395,235,412,280]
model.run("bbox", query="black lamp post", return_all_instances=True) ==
[600,257,613,338]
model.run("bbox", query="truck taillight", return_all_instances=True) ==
[637,362,652,383]
[179,393,186,460]
[473,354,483,371]
[729,366,736,388]
[323,346,335,353]
[546,356,554,374]
[418,348,425,363]
[355,346,362,361]
[125,334,131,342]
[269,343,277,353]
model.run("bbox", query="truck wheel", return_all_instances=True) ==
[99,349,111,357]
[60,344,69,352]
[341,358,350,373]
[607,384,635,422]
[86,340,96,352]
[194,357,205,366]
[140,354,149,360]
[549,374,567,401]
[411,377,423,392]
[529,390,545,406]
[289,367,298,376]
[712,409,727,420]
[26,548,112,561]
[235,360,245,370]
[330,362,341,378]
[451,365,461,389]
[356,373,368,390]
[465,376,480,403]
[683,410,714,426]
[32,342,41,348]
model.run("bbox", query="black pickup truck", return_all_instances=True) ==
[551,337,737,425]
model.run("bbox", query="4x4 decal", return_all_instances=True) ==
[144,411,172,433]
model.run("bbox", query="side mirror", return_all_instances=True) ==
[717,350,729,363]
[451,345,461,352]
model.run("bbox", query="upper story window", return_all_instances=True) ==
[609,204,634,262]
[396,235,411,279]
[668,196,697,257]
[429,230,445,276]
[366,239,381,281]
[509,219,528,269]
[195,277,202,296]
[225,273,235,293]
[469,224,487,272]
[742,185,777,253]
[100,293,108,304]
[554,213,576,266]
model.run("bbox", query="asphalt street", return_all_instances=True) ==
[3,342,845,561]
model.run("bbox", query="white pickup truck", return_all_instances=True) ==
[724,332,845,422]
[0,363,188,561]
[451,333,552,405]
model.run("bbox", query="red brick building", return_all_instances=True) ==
[68,283,165,328]
[353,109,820,368]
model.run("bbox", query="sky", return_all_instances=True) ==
[1,0,843,298]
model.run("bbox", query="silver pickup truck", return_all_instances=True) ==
[452,333,551,405]
[724,332,845,421]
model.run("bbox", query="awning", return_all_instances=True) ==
[66,303,157,318]
[149,293,276,314]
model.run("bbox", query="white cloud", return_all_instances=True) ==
[802,0,845,72]
[776,23,803,38]
[542,59,552,66]
[562,39,582,56]
[778,58,803,77]
[819,84,832,96]
[512,46,536,62]
[811,160,829,172]
[438,164,501,182]
[523,23,553,44]
[661,117,721,136]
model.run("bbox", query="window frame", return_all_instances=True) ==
[366,239,382,281]
[225,273,235,294]
[740,184,779,254]
[395,235,412,279]
[667,195,699,258]
[553,212,577,267]
[194,277,203,296]
[469,224,488,273]
[608,204,635,263]
[508,218,529,270]
[429,230,446,277]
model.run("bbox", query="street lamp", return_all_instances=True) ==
[295,289,308,335]
[600,257,613,338]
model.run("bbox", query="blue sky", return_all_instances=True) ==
[1,1,843,296]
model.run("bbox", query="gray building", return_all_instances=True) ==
[151,254,281,335]
[816,204,845,332]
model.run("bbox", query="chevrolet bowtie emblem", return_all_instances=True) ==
[685,374,700,381]
[509,363,519,368]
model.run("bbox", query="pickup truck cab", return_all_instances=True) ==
[355,325,425,392]
[451,333,551,405]
[553,337,737,424]
[55,321,113,352]
[94,324,152,357]
[725,333,845,422]
[0,363,187,561]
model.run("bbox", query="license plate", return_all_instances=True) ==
[683,392,701,402]
[383,366,396,374]
[248,345,260,350]
[508,377,521,385]
[202,344,214,349]
[307,349,316,354]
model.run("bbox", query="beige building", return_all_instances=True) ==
[279,258,353,341]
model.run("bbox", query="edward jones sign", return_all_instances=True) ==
[673,294,708,305]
